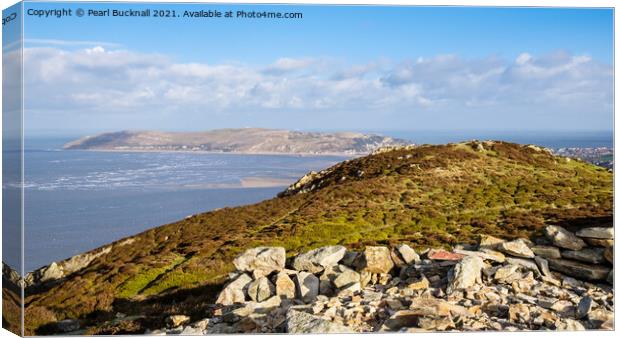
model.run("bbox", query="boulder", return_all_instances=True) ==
[286,310,352,333]
[166,315,190,328]
[531,245,561,259]
[543,225,586,250]
[561,248,605,264]
[247,276,275,302]
[233,247,286,277]
[547,258,611,281]
[292,246,346,273]
[216,273,253,305]
[359,246,394,273]
[395,244,420,264]
[575,227,613,239]
[447,256,483,293]
[497,239,535,258]
[295,271,319,303]
[273,271,296,299]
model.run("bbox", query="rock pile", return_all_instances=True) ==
[150,225,614,334]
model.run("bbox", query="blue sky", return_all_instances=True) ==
[16,2,614,134]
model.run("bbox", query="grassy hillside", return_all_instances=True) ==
[23,141,613,334]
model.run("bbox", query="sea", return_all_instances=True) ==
[19,130,613,272]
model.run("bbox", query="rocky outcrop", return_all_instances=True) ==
[24,246,112,288]
[151,225,613,334]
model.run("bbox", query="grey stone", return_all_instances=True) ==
[576,296,594,319]
[292,246,346,273]
[295,271,319,303]
[548,258,611,281]
[447,256,483,294]
[55,319,79,333]
[395,244,420,264]
[497,239,535,258]
[286,310,352,333]
[561,248,605,264]
[531,245,561,259]
[233,247,286,277]
[543,225,586,250]
[216,273,252,305]
[247,276,275,302]
[575,227,613,239]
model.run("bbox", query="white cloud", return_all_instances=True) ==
[21,46,613,132]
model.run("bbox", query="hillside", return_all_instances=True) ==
[21,141,613,334]
[63,128,409,155]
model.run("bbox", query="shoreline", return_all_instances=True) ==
[63,148,361,158]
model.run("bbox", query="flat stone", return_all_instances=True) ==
[427,249,465,261]
[295,271,319,303]
[292,246,346,273]
[233,247,286,277]
[584,238,614,248]
[216,273,252,305]
[454,248,505,263]
[359,246,394,273]
[531,245,561,259]
[478,234,505,250]
[561,248,605,264]
[498,239,535,258]
[575,227,613,239]
[544,225,586,250]
[447,256,483,294]
[547,258,611,281]
[286,310,353,333]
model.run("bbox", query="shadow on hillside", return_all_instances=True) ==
[54,281,227,335]
[547,214,613,233]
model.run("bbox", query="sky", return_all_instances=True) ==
[12,2,614,135]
